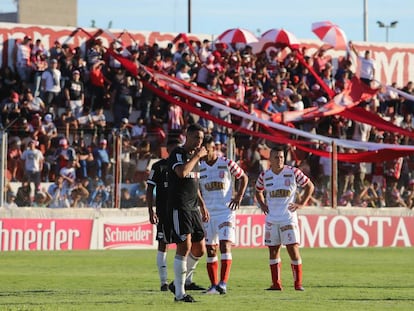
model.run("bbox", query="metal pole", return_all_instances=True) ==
[113,133,122,209]
[386,27,389,42]
[0,131,7,208]
[363,0,368,41]
[188,0,191,33]
[330,141,337,209]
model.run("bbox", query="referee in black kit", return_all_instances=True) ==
[167,123,209,302]
[146,138,181,291]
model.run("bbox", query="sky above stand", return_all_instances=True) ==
[2,0,413,44]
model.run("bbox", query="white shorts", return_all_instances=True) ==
[264,221,300,246]
[203,212,236,245]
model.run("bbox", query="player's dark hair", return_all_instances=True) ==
[203,134,214,145]
[187,123,204,134]
[270,145,287,157]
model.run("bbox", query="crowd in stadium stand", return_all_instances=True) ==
[1,34,414,209]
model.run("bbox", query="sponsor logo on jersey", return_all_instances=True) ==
[269,189,291,198]
[204,181,225,191]
[265,176,273,181]
[185,172,200,179]
[285,179,291,186]
[219,170,225,178]
[199,167,207,172]
[218,165,227,169]
[266,183,273,187]
[284,174,293,177]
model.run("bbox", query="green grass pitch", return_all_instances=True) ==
[0,247,413,310]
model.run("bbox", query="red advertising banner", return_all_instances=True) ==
[300,214,414,248]
[235,214,414,248]
[1,214,413,251]
[0,219,93,251]
[103,221,154,249]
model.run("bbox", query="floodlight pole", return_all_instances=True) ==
[188,0,192,33]
[363,0,368,41]
[377,20,398,42]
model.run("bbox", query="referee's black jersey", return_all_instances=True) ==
[167,146,200,212]
[146,158,169,220]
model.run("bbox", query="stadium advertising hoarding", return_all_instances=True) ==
[1,214,413,251]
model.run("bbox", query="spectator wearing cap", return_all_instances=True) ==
[21,139,44,193]
[64,70,85,119]
[59,157,77,197]
[53,137,76,177]
[119,117,132,140]
[93,139,111,182]
[1,91,21,127]
[13,35,32,84]
[41,58,62,114]
[41,113,58,151]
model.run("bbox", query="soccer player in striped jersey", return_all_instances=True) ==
[255,145,314,291]
[199,135,248,294]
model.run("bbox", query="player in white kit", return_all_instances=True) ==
[199,135,248,294]
[255,145,314,291]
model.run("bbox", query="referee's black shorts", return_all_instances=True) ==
[171,209,205,243]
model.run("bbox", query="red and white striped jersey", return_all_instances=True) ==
[199,157,244,215]
[255,165,309,223]
[168,104,183,130]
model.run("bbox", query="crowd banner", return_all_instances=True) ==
[1,22,414,85]
[0,207,413,251]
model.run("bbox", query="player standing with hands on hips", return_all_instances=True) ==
[199,135,248,295]
[168,124,209,302]
[255,145,314,291]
